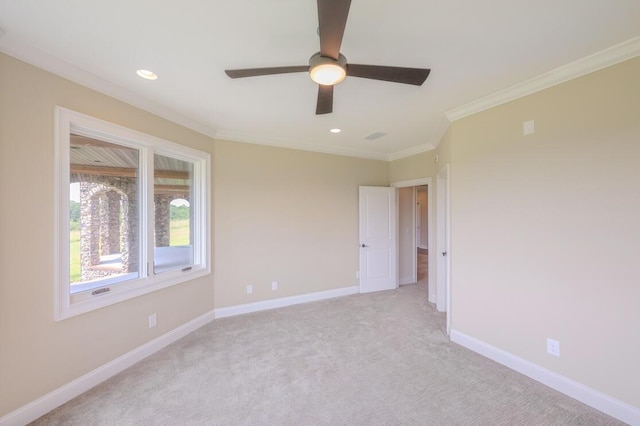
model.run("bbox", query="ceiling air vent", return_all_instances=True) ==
[364,132,387,141]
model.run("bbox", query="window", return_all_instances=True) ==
[55,107,210,320]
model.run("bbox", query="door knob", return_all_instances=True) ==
[361,243,368,248]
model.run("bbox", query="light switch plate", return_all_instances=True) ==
[523,120,535,136]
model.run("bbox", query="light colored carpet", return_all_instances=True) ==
[31,283,622,425]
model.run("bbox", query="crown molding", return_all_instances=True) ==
[387,143,433,161]
[0,38,218,139]
[387,117,450,161]
[427,117,451,150]
[0,37,424,162]
[6,31,635,162]
[215,131,391,161]
[446,36,640,122]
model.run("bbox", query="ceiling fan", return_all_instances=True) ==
[225,0,430,115]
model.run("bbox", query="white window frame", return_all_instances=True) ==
[54,107,211,320]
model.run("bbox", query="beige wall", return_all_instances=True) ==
[213,140,388,307]
[449,57,640,407]
[0,53,216,415]
[0,53,390,416]
[388,127,451,184]
[3,46,636,418]
[389,150,436,183]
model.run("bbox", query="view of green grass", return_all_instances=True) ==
[170,219,190,246]
[69,200,190,283]
[70,229,81,282]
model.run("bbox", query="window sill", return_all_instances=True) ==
[56,267,210,321]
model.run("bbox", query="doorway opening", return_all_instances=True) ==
[416,186,429,284]
[392,178,435,303]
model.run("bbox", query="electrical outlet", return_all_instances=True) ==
[271,281,278,291]
[148,313,157,328]
[246,285,253,294]
[547,338,560,357]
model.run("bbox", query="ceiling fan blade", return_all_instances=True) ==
[317,0,351,60]
[316,85,334,115]
[225,66,308,79]
[347,64,431,86]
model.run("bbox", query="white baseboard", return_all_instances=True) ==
[1,286,360,425]
[214,285,359,319]
[450,330,640,425]
[0,310,216,426]
[399,276,414,285]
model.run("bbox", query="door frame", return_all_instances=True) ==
[415,190,423,249]
[436,164,451,335]
[390,178,435,303]
[397,186,417,285]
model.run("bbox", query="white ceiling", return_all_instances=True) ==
[1,1,638,160]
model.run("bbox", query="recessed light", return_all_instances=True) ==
[330,128,342,134]
[136,69,158,80]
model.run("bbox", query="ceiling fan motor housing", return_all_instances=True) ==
[309,52,347,85]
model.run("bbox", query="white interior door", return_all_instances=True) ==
[359,186,397,293]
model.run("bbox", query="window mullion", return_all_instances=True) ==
[141,147,155,279]
[192,161,203,266]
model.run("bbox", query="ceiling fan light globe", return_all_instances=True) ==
[310,63,346,85]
